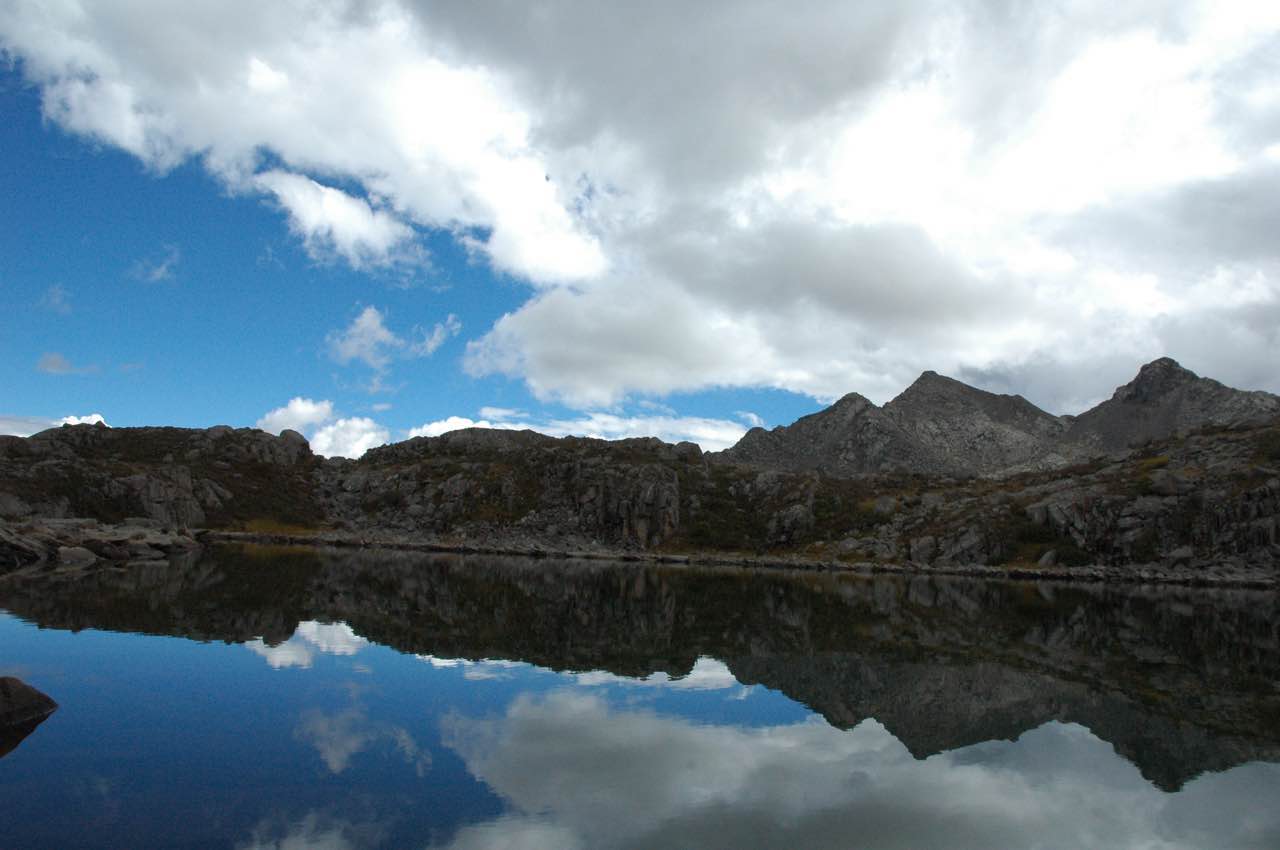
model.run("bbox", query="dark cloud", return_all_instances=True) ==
[1047,163,1280,276]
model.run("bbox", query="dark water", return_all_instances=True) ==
[1,546,1279,849]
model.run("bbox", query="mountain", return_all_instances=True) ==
[881,370,1068,472]
[720,392,941,476]
[717,358,1280,476]
[1063,357,1280,454]
[2,356,1278,577]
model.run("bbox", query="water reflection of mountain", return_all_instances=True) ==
[2,545,1278,790]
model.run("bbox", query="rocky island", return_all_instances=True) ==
[2,357,1278,586]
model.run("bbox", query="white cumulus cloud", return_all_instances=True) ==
[255,397,334,435]
[406,409,747,451]
[58,413,107,426]
[6,2,1280,410]
[0,0,604,284]
[310,417,390,459]
[407,416,510,439]
[0,413,108,437]
[253,170,416,268]
[326,306,460,388]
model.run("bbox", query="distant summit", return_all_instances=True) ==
[725,392,936,476]
[881,369,1067,473]
[717,358,1280,476]
[1062,358,1280,455]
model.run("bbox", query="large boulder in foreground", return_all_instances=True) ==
[0,677,58,759]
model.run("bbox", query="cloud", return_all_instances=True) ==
[0,1,604,284]
[310,417,389,459]
[327,306,402,371]
[58,413,106,426]
[253,398,393,458]
[253,170,417,269]
[477,406,524,420]
[326,306,459,387]
[255,397,335,435]
[36,352,97,375]
[0,416,56,437]
[38,283,70,314]
[5,2,1280,409]
[129,244,181,282]
[406,409,749,451]
[408,313,461,357]
[539,412,747,451]
[0,413,107,437]
[436,690,1280,850]
[406,415,508,439]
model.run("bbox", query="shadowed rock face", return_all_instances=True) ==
[0,677,58,760]
[2,547,1277,790]
[0,423,320,529]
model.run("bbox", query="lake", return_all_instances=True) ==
[2,545,1279,849]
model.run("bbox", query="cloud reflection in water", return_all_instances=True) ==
[436,691,1280,850]
[247,621,371,669]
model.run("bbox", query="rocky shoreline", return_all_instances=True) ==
[2,358,1278,587]
[2,517,1273,591]
[202,528,1280,589]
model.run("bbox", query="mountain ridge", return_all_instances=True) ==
[716,357,1280,477]
[2,356,1278,580]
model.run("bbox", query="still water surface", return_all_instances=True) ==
[1,545,1279,849]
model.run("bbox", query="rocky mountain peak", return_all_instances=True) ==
[1113,357,1199,404]
[824,392,877,421]
[894,370,965,399]
[720,357,1280,477]
[1064,357,1280,453]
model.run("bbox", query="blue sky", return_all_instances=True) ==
[0,59,815,453]
[3,2,1279,455]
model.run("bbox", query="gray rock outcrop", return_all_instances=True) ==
[0,423,321,529]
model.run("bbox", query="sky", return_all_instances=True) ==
[2,1,1279,456]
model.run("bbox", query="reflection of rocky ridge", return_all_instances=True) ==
[2,547,1278,789]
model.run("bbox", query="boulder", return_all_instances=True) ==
[0,677,58,728]
[0,677,58,760]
